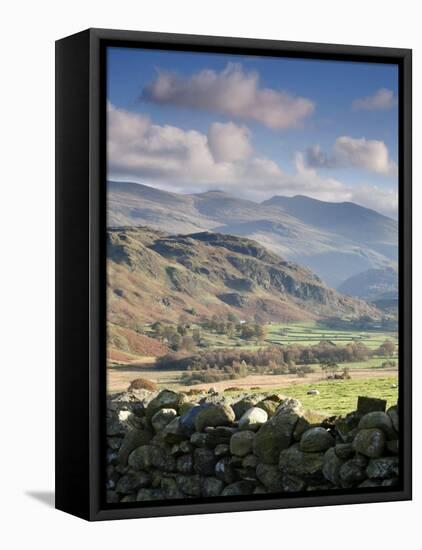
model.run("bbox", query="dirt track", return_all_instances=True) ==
[107,364,398,394]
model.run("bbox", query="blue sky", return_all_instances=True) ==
[107,46,398,217]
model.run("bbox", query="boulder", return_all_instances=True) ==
[339,458,367,486]
[175,474,201,496]
[232,395,262,419]
[322,447,344,485]
[334,443,354,460]
[358,412,395,439]
[117,428,152,465]
[278,443,324,480]
[150,446,176,472]
[366,457,399,479]
[190,432,219,449]
[115,471,151,494]
[300,427,334,452]
[353,428,385,458]
[201,477,224,497]
[230,431,255,457]
[387,405,399,432]
[179,405,207,436]
[160,477,184,499]
[256,463,284,492]
[194,448,217,475]
[282,474,306,492]
[194,404,236,432]
[242,454,259,469]
[254,401,303,464]
[128,445,153,470]
[238,407,268,431]
[146,390,187,420]
[256,399,279,418]
[151,408,177,432]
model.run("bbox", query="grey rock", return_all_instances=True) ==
[323,447,344,485]
[387,405,399,432]
[128,445,153,470]
[358,412,395,439]
[194,404,236,432]
[175,474,201,496]
[366,457,399,479]
[300,427,334,452]
[201,477,224,497]
[254,405,302,464]
[176,453,193,474]
[279,444,324,480]
[256,463,284,492]
[146,390,187,421]
[160,477,184,499]
[115,471,151,494]
[282,474,306,492]
[230,430,255,457]
[232,395,262,419]
[117,428,152,465]
[151,408,177,432]
[334,443,355,460]
[256,399,279,418]
[194,448,217,475]
[339,458,367,486]
[238,407,268,431]
[190,432,219,449]
[353,428,385,458]
[242,454,259,469]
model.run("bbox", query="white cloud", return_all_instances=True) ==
[107,102,397,217]
[142,63,315,129]
[208,122,252,163]
[306,136,397,176]
[352,88,396,111]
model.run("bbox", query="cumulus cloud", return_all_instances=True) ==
[107,102,397,216]
[352,88,396,111]
[142,63,315,129]
[305,136,397,176]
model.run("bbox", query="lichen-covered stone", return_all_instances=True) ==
[115,471,151,494]
[366,457,399,479]
[387,405,399,432]
[323,447,344,485]
[117,428,152,465]
[230,430,255,457]
[151,408,177,432]
[339,458,367,486]
[176,453,193,474]
[194,404,235,432]
[201,477,224,497]
[238,407,268,431]
[194,448,217,475]
[353,428,385,458]
[279,443,324,480]
[215,457,237,484]
[358,412,395,439]
[300,427,334,452]
[256,463,284,492]
[146,390,187,421]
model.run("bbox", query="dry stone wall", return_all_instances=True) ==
[106,389,399,503]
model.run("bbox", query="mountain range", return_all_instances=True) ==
[107,181,398,290]
[107,226,379,328]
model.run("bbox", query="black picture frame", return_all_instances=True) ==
[55,28,412,521]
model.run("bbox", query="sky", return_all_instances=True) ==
[107,46,399,217]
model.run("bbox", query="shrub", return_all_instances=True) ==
[128,378,158,392]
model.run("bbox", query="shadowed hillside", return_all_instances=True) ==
[107,226,379,329]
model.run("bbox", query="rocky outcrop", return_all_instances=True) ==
[106,389,399,503]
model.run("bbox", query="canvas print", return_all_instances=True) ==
[105,47,399,504]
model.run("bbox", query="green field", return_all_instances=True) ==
[228,375,399,416]
[266,321,398,350]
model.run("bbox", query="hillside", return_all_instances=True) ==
[107,226,379,329]
[338,266,398,301]
[107,181,397,287]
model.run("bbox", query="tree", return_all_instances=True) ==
[377,339,395,357]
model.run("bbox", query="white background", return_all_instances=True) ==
[0,0,419,548]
